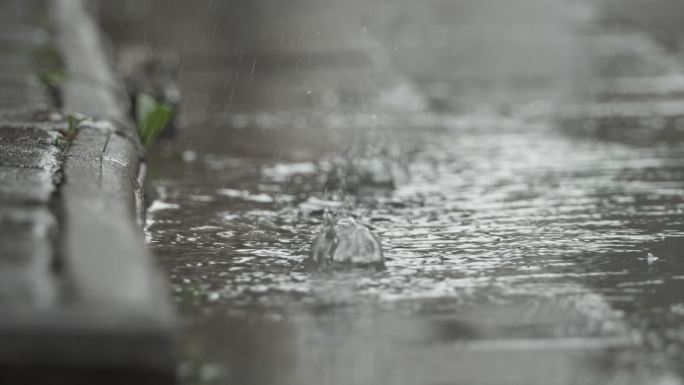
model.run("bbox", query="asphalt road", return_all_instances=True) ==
[100,1,684,384]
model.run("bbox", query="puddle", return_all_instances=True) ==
[147,114,684,384]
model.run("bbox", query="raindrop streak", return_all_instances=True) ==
[121,0,684,383]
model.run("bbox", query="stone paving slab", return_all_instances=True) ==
[0,206,56,307]
[0,166,56,203]
[0,0,63,316]
[0,124,63,170]
[0,80,51,109]
[0,0,51,110]
[0,0,176,383]
[0,4,48,51]
[53,0,131,126]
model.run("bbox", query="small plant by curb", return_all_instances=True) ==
[60,113,84,142]
[136,93,173,147]
[38,68,66,88]
[35,42,66,107]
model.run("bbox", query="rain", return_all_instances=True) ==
[3,0,684,384]
[100,0,684,383]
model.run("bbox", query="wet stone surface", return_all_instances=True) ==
[101,0,684,384]
[0,114,65,310]
[0,0,64,312]
[0,0,177,382]
[0,0,51,109]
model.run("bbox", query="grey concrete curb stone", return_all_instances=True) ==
[0,0,174,383]
[53,0,130,126]
[54,0,177,379]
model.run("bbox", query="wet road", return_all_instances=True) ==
[100,1,684,384]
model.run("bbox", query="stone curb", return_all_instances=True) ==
[0,0,175,384]
[54,0,177,375]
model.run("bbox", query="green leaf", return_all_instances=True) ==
[136,93,173,146]
[38,69,66,87]
[65,114,84,141]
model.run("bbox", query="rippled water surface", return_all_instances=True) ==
[146,110,684,384]
[100,0,684,383]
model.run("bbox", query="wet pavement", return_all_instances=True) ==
[100,0,684,384]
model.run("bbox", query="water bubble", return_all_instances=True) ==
[182,150,197,163]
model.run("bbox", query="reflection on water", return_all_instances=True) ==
[147,110,684,384]
[98,0,684,383]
